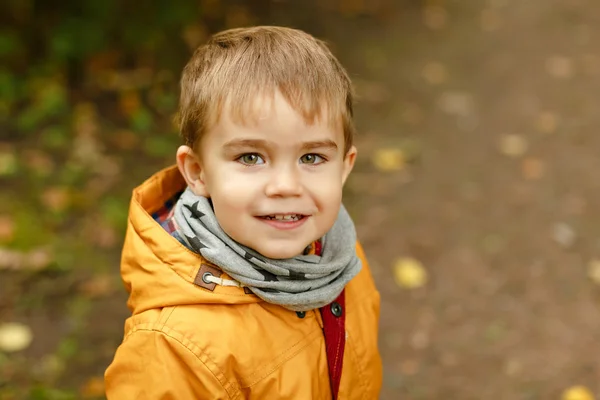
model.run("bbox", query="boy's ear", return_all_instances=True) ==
[176,145,210,197]
[341,145,357,185]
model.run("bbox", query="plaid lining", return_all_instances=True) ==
[152,192,186,246]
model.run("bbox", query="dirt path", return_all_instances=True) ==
[327,1,600,398]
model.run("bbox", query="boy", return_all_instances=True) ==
[105,26,382,399]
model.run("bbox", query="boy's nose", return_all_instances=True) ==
[264,167,303,197]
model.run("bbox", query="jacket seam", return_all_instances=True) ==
[123,323,241,400]
[158,307,176,329]
[345,336,369,399]
[243,328,323,388]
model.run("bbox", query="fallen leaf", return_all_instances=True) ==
[521,157,545,180]
[0,247,52,271]
[80,376,105,398]
[372,148,405,172]
[0,215,14,242]
[438,91,474,116]
[410,330,430,350]
[27,248,53,270]
[504,358,522,376]
[393,257,428,289]
[41,187,70,213]
[423,5,447,30]
[552,222,576,248]
[587,259,600,285]
[23,149,55,175]
[422,62,448,85]
[498,134,528,157]
[535,111,558,133]
[111,129,139,150]
[0,151,18,176]
[79,274,115,298]
[119,90,141,118]
[0,322,33,353]
[562,386,595,400]
[546,55,574,79]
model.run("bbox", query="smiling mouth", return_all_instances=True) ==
[258,214,307,221]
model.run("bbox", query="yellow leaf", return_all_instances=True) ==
[587,259,600,285]
[562,386,595,400]
[0,151,18,176]
[546,56,574,79]
[372,148,405,172]
[498,134,528,157]
[393,258,428,289]
[0,322,33,353]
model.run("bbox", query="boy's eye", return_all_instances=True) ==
[238,153,265,165]
[300,154,324,164]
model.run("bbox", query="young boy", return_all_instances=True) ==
[105,26,382,399]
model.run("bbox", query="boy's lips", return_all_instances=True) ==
[255,213,310,230]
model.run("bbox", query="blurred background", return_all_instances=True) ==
[2,0,600,399]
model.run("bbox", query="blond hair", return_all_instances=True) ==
[178,26,355,153]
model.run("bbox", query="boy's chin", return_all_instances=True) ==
[251,242,310,260]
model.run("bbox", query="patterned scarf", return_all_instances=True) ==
[173,188,362,311]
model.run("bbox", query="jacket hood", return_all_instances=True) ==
[120,165,261,315]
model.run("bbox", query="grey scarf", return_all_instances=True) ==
[173,188,362,311]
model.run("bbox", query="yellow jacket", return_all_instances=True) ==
[105,166,382,399]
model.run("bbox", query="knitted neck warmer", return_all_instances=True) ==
[173,188,362,311]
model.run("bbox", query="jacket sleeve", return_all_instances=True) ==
[105,328,232,400]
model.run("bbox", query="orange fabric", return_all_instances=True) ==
[104,166,382,399]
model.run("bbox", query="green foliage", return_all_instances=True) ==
[4,0,202,135]
[100,196,129,230]
[28,386,77,400]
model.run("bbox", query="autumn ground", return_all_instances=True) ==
[2,1,600,399]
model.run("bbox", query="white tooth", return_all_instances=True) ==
[283,215,293,220]
[275,215,284,220]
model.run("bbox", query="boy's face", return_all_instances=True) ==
[177,91,356,259]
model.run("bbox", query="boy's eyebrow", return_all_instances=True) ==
[222,139,339,151]
[301,140,338,151]
[222,138,269,150]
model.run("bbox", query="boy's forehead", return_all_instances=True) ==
[201,94,344,149]
[218,90,340,131]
